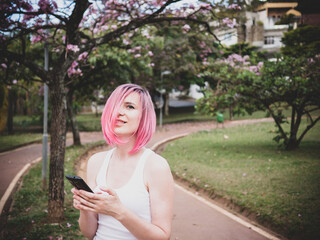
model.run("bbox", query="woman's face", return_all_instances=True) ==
[114,92,142,138]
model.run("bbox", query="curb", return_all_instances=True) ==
[0,157,42,215]
[150,133,189,152]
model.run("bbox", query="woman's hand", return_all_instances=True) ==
[71,188,82,210]
[72,187,125,220]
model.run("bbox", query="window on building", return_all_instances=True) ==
[224,32,232,41]
[264,36,275,45]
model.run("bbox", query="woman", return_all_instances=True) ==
[72,83,174,240]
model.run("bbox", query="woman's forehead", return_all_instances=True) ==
[123,92,141,105]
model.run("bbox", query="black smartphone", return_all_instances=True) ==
[65,175,93,193]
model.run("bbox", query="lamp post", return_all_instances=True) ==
[42,15,49,190]
[159,70,171,127]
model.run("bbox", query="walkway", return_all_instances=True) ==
[0,119,281,240]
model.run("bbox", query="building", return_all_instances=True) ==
[217,2,301,55]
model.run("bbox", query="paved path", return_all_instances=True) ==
[0,119,281,240]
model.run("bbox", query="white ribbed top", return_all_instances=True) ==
[94,148,152,240]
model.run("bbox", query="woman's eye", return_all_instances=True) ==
[127,105,135,109]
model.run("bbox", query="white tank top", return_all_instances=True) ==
[93,148,152,240]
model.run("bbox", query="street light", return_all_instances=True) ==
[42,15,49,190]
[159,70,171,127]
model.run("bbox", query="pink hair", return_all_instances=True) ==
[101,84,156,154]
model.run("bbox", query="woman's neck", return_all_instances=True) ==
[114,136,139,159]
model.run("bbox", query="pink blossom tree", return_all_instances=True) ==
[0,0,225,221]
[195,47,265,120]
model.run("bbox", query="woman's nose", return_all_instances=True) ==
[118,106,125,115]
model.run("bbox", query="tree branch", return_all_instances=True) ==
[93,15,219,48]
[66,0,91,44]
[298,115,320,144]
[1,50,48,83]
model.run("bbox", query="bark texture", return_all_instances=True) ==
[48,76,67,222]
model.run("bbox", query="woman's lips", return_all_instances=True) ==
[115,119,126,125]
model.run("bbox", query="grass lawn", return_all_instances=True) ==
[161,120,320,239]
[0,133,42,152]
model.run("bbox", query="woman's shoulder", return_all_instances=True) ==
[145,149,170,172]
[86,148,113,185]
[87,148,113,169]
[144,149,173,190]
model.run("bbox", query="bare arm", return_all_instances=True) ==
[72,151,106,239]
[119,153,174,240]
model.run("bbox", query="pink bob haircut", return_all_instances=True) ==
[101,83,156,154]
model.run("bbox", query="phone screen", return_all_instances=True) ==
[65,175,93,193]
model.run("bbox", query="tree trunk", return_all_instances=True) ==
[7,88,13,135]
[67,92,81,146]
[286,137,299,150]
[164,93,169,116]
[286,111,301,150]
[48,77,67,222]
[229,106,233,121]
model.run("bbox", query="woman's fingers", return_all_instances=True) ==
[79,190,101,200]
[73,198,81,209]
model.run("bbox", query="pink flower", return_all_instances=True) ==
[222,18,237,28]
[71,61,78,68]
[38,0,57,12]
[23,14,35,22]
[148,51,153,57]
[52,1,57,9]
[199,3,212,10]
[1,63,7,69]
[67,222,71,228]
[134,54,141,58]
[38,0,50,12]
[78,52,88,61]
[21,1,33,11]
[182,24,191,33]
[68,61,82,77]
[31,35,43,44]
[228,4,241,10]
[67,44,80,53]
